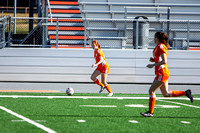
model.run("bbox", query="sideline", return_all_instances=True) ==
[158,100,200,109]
[0,106,57,133]
[0,90,60,92]
[0,95,200,100]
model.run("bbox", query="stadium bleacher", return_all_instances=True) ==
[2,0,198,49]
[80,2,200,20]
[47,0,88,48]
[76,0,200,49]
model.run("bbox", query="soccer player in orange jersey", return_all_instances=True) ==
[140,32,193,117]
[90,40,113,96]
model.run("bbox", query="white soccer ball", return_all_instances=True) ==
[66,87,74,96]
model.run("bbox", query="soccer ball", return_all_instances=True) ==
[66,87,74,96]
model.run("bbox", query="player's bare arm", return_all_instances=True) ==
[147,53,167,68]
[149,57,155,62]
[92,56,103,68]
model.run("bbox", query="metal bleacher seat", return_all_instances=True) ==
[80,2,200,20]
[81,10,200,20]
[79,0,200,49]
[89,36,127,48]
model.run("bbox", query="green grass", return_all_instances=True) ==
[1,13,38,34]
[0,93,199,133]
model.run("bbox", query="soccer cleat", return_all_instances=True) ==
[107,93,113,97]
[140,111,154,117]
[99,86,105,93]
[185,89,193,103]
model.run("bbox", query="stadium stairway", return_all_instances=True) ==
[48,0,89,48]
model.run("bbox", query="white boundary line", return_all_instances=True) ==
[128,120,139,123]
[77,120,86,123]
[0,106,57,133]
[158,100,200,109]
[12,120,46,122]
[181,121,191,124]
[0,95,200,100]
[80,105,117,107]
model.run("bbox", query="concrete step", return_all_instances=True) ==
[43,22,83,26]
[48,0,84,48]
[49,9,80,14]
[51,44,89,48]
[48,19,82,22]
[48,31,84,35]
[49,35,85,40]
[49,1,78,5]
[50,5,79,10]
[50,40,85,44]
[48,14,82,18]
[48,26,84,31]
[50,0,78,2]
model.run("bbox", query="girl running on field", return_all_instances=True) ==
[140,32,193,117]
[90,40,113,96]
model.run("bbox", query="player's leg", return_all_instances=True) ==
[160,81,170,97]
[91,69,104,87]
[101,73,113,96]
[98,73,106,93]
[140,79,163,117]
[160,81,193,102]
[148,79,163,114]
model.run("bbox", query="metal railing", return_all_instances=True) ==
[46,0,53,23]
[124,6,171,36]
[0,15,11,48]
[1,17,200,50]
[83,18,200,50]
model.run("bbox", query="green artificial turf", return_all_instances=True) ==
[0,93,199,133]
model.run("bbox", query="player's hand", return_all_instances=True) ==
[149,57,155,62]
[146,64,154,68]
[92,64,97,68]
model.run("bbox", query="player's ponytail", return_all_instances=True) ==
[92,40,101,49]
[155,32,170,48]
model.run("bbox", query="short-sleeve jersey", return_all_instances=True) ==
[94,48,109,69]
[153,43,169,75]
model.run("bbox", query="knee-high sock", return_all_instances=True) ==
[149,94,156,114]
[105,84,112,93]
[94,79,104,87]
[169,90,186,97]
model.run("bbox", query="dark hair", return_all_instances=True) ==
[92,40,101,49]
[155,32,170,48]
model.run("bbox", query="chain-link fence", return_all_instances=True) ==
[0,16,10,48]
[9,17,44,47]
[1,17,200,49]
[0,17,6,47]
[85,18,200,50]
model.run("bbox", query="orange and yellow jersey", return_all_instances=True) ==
[94,48,109,69]
[153,43,169,75]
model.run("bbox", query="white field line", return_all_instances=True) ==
[158,100,200,109]
[77,120,86,123]
[12,120,46,122]
[181,121,191,124]
[128,120,139,123]
[0,95,200,100]
[80,105,117,107]
[0,106,56,133]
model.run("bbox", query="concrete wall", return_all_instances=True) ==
[0,48,199,84]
